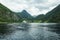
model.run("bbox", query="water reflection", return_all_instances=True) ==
[0,23,60,40]
[16,23,30,31]
[0,23,15,35]
[46,23,60,34]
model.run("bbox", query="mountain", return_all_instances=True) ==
[43,4,60,23]
[17,10,33,22]
[34,14,45,22]
[0,3,21,22]
[35,4,60,23]
[1,2,60,23]
[35,14,45,20]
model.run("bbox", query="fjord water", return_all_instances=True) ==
[0,23,60,40]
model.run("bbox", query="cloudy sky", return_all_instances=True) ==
[0,0,60,16]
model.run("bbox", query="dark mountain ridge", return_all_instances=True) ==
[0,3,20,22]
[17,10,33,19]
[36,4,60,23]
[0,3,60,23]
[16,10,34,22]
[44,4,60,22]
[0,3,33,22]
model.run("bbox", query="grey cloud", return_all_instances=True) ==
[35,0,60,11]
[35,5,50,12]
[0,0,60,15]
[33,0,48,3]
[51,2,60,7]
[36,6,49,11]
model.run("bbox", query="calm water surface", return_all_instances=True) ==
[0,23,60,40]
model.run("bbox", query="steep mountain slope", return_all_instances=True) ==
[35,4,60,23]
[44,4,60,23]
[17,10,33,22]
[0,3,20,22]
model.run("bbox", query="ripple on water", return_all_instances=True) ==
[0,23,60,40]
